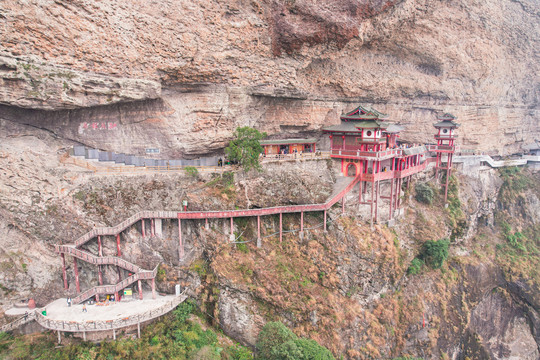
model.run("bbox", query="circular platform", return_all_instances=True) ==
[42,292,177,324]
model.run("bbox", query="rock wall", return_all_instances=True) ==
[0,0,538,156]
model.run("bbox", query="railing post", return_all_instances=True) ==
[73,257,80,293]
[61,253,68,290]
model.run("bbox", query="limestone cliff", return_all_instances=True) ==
[0,0,538,156]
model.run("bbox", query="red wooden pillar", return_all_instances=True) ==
[73,257,80,293]
[323,210,327,232]
[116,234,121,257]
[389,178,394,220]
[151,278,156,299]
[374,181,379,223]
[279,213,282,242]
[151,218,155,237]
[141,219,146,238]
[397,178,402,208]
[61,253,68,290]
[230,217,234,239]
[300,212,304,232]
[370,181,375,227]
[98,266,103,286]
[138,280,143,300]
[444,153,453,202]
[178,219,184,259]
[257,215,261,248]
[115,291,120,302]
[97,235,102,257]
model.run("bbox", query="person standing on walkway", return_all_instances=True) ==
[67,297,72,307]
[82,304,87,313]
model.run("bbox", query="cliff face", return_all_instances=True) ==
[0,0,538,156]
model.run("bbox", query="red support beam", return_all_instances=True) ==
[257,215,261,241]
[116,234,121,257]
[300,211,304,232]
[389,178,394,220]
[323,210,327,232]
[178,219,184,259]
[375,181,379,223]
[61,253,68,290]
[230,217,234,239]
[141,219,146,238]
[73,257,80,293]
[279,213,283,242]
[97,235,102,257]
[98,265,103,286]
[370,181,375,227]
[151,218,155,237]
[138,280,143,300]
[151,278,156,300]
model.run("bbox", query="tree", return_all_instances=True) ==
[256,322,335,360]
[225,127,267,172]
[420,239,450,269]
[415,183,434,204]
[256,322,297,360]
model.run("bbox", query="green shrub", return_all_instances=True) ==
[420,239,450,269]
[272,339,334,360]
[415,183,434,204]
[184,166,199,178]
[255,322,334,360]
[174,300,195,323]
[223,344,254,360]
[407,258,424,275]
[256,322,297,359]
[501,222,527,251]
[237,242,250,253]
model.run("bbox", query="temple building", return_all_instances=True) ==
[260,138,317,156]
[433,113,460,201]
[322,105,452,226]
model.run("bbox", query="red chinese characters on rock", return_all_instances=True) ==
[78,122,118,134]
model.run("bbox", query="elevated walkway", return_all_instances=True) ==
[453,154,539,168]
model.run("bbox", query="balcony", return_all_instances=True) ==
[330,148,402,160]
[426,144,455,153]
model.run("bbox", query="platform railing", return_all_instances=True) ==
[72,265,158,304]
[0,312,36,333]
[36,291,188,332]
[55,245,142,273]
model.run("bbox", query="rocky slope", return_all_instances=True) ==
[0,0,538,157]
[1,122,539,358]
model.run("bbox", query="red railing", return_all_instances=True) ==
[330,148,402,159]
[56,245,142,273]
[72,265,158,304]
[426,144,455,152]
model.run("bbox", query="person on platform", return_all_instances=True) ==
[67,297,72,307]
[82,304,87,313]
